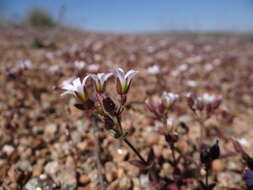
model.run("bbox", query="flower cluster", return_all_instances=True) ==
[145,92,179,118]
[187,93,222,119]
[60,68,138,139]
[61,68,138,105]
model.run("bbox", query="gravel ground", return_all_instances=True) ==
[1,25,253,190]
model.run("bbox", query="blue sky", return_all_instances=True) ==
[1,0,253,33]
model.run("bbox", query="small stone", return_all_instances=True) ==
[33,165,43,177]
[119,177,132,189]
[2,144,15,156]
[45,161,59,175]
[16,160,32,172]
[24,174,57,190]
[212,159,225,172]
[56,157,77,190]
[79,175,90,185]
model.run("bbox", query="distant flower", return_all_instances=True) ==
[186,80,198,87]
[61,76,90,102]
[48,65,60,73]
[73,61,86,69]
[237,138,250,147]
[145,98,163,116]
[87,64,100,72]
[17,60,32,69]
[178,64,188,72]
[204,64,214,71]
[163,92,179,108]
[166,117,175,128]
[197,93,217,103]
[90,72,113,94]
[114,68,138,95]
[147,65,160,75]
[185,55,203,64]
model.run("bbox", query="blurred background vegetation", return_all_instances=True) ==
[25,8,56,28]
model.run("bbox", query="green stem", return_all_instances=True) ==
[123,138,147,164]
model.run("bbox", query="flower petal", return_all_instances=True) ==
[101,73,113,84]
[114,68,125,85]
[125,70,138,85]
[61,84,77,91]
[61,90,75,96]
[90,74,99,84]
[82,75,90,86]
[73,78,82,88]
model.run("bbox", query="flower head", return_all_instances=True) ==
[90,72,113,94]
[73,60,86,69]
[114,68,138,95]
[197,93,216,103]
[147,65,160,75]
[61,76,90,102]
[163,92,179,108]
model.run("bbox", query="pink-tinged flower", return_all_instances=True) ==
[145,98,164,116]
[61,76,90,102]
[90,72,113,94]
[73,60,86,69]
[114,68,138,95]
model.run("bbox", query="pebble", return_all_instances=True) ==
[44,161,59,175]
[2,144,15,156]
[24,174,57,190]
[212,159,225,172]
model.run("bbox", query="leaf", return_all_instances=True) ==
[209,140,220,160]
[128,160,147,169]
[199,181,208,190]
[208,183,216,189]
[74,99,94,110]
[179,122,189,134]
[147,148,154,164]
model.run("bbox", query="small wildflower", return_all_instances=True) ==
[90,72,113,94]
[237,138,250,147]
[166,117,175,128]
[73,60,86,69]
[61,76,90,102]
[17,59,32,69]
[163,92,179,108]
[145,98,164,116]
[48,65,60,73]
[147,65,160,75]
[114,68,138,95]
[197,93,217,103]
[87,64,100,72]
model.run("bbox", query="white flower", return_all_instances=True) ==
[113,68,138,95]
[17,60,32,69]
[61,76,90,102]
[166,117,175,128]
[48,65,60,73]
[197,93,216,103]
[74,61,86,69]
[90,72,113,93]
[147,65,160,75]
[163,92,179,108]
[186,80,198,87]
[237,138,249,147]
[87,64,100,72]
